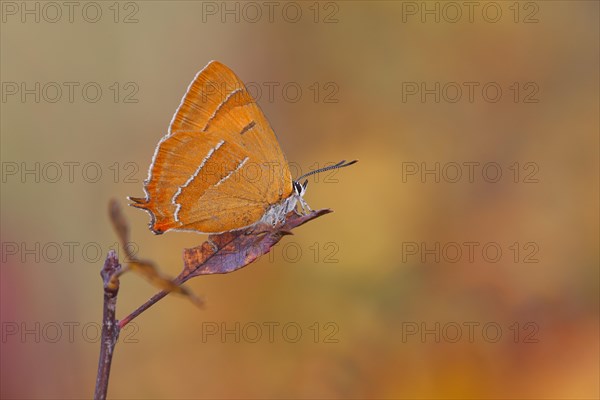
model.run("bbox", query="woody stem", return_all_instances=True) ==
[94,251,121,400]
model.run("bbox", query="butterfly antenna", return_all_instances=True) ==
[297,160,358,181]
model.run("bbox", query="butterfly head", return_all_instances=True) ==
[261,160,357,228]
[290,160,358,214]
[292,180,308,198]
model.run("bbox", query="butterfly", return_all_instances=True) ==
[129,61,356,234]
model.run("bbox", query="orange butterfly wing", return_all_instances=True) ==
[130,61,293,234]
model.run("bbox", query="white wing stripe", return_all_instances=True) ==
[172,140,225,222]
[214,157,249,187]
[203,88,243,131]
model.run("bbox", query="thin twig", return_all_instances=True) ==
[94,250,122,400]
[118,289,170,329]
[116,230,243,329]
[118,272,193,329]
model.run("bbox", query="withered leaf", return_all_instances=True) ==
[178,209,332,282]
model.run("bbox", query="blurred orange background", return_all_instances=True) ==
[1,1,598,399]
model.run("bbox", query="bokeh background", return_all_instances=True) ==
[1,1,598,399]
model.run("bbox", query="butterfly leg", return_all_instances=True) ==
[297,196,312,215]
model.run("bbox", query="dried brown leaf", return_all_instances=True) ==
[178,209,332,282]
